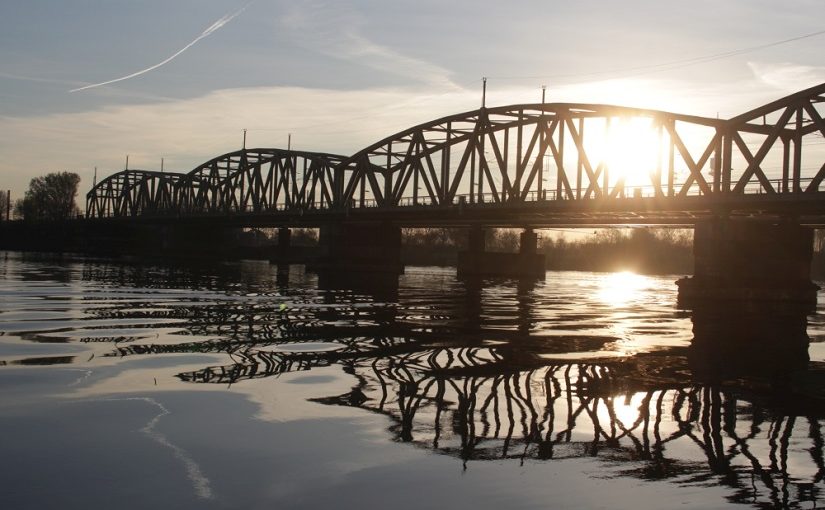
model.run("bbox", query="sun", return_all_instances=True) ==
[587,117,660,191]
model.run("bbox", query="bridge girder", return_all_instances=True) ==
[336,83,825,209]
[87,149,347,218]
[86,169,185,218]
[86,83,825,222]
[180,148,346,214]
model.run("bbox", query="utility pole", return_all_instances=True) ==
[161,158,164,173]
[242,129,247,150]
[288,133,292,151]
[542,84,546,104]
[93,167,97,187]
[125,155,129,170]
[482,77,487,108]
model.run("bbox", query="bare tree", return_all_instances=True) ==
[16,172,81,221]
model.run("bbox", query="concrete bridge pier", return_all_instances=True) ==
[265,227,292,264]
[457,227,545,278]
[308,222,403,274]
[277,227,291,258]
[677,218,819,306]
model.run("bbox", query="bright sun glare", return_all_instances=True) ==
[597,271,648,306]
[588,118,659,189]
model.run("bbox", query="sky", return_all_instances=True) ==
[1,0,824,204]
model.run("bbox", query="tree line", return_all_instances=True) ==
[401,227,694,274]
[5,172,81,221]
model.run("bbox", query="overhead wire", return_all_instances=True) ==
[487,28,825,83]
[240,28,825,153]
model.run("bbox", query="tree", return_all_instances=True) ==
[0,190,8,221]
[15,172,81,221]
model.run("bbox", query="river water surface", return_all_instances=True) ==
[1,251,824,509]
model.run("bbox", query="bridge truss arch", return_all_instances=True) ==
[86,169,185,218]
[87,149,347,218]
[86,83,825,221]
[179,148,347,214]
[335,82,825,210]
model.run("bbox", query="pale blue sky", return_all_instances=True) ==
[1,0,823,200]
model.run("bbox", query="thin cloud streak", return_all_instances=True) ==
[747,61,825,92]
[0,71,81,87]
[69,2,253,93]
[281,2,458,89]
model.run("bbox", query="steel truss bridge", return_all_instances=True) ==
[87,83,825,226]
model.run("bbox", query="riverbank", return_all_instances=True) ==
[402,227,694,275]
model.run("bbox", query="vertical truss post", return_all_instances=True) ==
[603,118,610,197]
[655,122,663,197]
[667,123,676,197]
[478,119,486,202]
[516,111,524,198]
[412,156,419,205]
[576,116,583,200]
[442,125,451,204]
[782,136,791,193]
[470,138,476,204]
[712,127,722,194]
[385,143,393,206]
[722,126,732,194]
[793,106,803,193]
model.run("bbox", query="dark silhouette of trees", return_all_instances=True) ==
[0,191,8,221]
[401,227,694,274]
[541,228,693,274]
[14,172,80,221]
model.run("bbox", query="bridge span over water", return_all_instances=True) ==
[84,84,825,302]
[87,83,825,227]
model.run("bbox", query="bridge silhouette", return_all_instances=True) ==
[83,83,825,300]
[87,83,825,224]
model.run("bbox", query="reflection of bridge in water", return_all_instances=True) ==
[321,350,825,508]
[79,259,825,508]
[103,285,824,509]
[157,333,825,507]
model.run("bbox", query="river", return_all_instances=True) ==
[1,251,824,509]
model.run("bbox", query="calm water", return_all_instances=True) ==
[1,251,824,509]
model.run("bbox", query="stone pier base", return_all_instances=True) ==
[308,222,403,274]
[677,219,818,306]
[457,227,545,278]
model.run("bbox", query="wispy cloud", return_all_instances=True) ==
[70,2,253,93]
[747,61,825,92]
[0,71,80,87]
[280,2,458,89]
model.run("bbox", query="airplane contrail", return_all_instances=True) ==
[70,2,252,93]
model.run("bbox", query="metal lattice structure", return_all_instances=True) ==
[87,83,825,222]
[87,149,346,218]
[179,149,346,214]
[86,170,184,218]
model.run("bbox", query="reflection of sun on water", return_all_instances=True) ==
[597,391,650,428]
[597,271,648,306]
